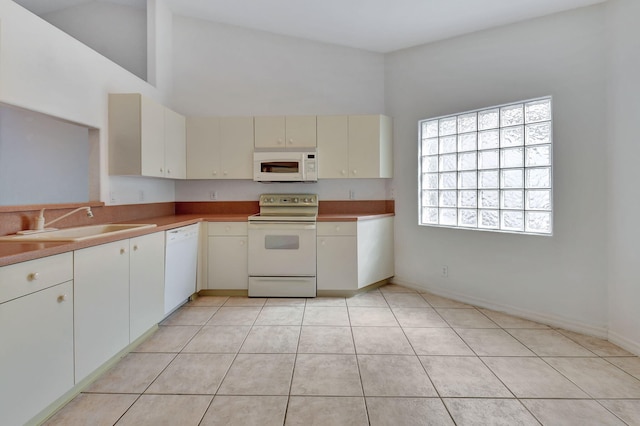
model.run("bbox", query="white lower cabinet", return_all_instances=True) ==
[207,222,248,290]
[1,232,164,424]
[317,217,394,291]
[317,223,357,291]
[0,253,74,426]
[74,240,130,383]
[130,232,165,342]
[75,233,166,381]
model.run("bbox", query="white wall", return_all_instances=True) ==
[171,16,385,117]
[172,16,389,201]
[606,0,640,353]
[42,1,147,81]
[386,5,609,335]
[0,0,175,205]
[147,0,173,99]
[0,104,89,205]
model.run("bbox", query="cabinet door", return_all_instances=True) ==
[164,108,187,179]
[140,96,166,178]
[220,116,254,179]
[130,233,165,342]
[286,116,317,148]
[348,115,393,178]
[187,117,221,179]
[208,236,248,289]
[317,236,357,291]
[317,115,349,178]
[357,217,394,288]
[74,241,130,382]
[255,116,286,148]
[0,282,74,426]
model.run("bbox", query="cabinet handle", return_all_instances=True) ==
[288,138,293,144]
[167,169,172,174]
[240,240,245,246]
[160,168,164,173]
[213,170,217,176]
[133,245,139,251]
[352,169,357,175]
[120,248,127,255]
[336,226,341,232]
[28,272,39,281]
[57,294,68,303]
[341,170,347,176]
[223,171,228,176]
[320,239,326,246]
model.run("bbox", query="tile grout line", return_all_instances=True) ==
[383,291,459,424]
[197,297,266,423]
[345,295,372,426]
[282,297,308,426]
[44,290,640,425]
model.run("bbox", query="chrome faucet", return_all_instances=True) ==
[33,207,94,231]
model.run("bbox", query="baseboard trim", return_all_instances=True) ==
[608,330,640,356]
[198,289,249,297]
[198,279,391,299]
[317,279,390,298]
[391,277,609,339]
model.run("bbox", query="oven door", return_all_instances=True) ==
[248,222,317,276]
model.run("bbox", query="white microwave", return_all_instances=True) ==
[253,150,318,182]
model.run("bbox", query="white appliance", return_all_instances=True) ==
[253,150,318,182]
[164,223,199,315]
[248,193,318,297]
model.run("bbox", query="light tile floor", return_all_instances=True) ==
[45,284,640,425]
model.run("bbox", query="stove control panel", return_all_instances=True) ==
[259,193,318,207]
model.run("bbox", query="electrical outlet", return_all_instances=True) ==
[390,187,396,199]
[109,191,116,203]
[349,189,355,200]
[210,191,218,201]
[441,265,449,278]
[138,190,145,202]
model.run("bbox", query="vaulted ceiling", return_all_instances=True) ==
[14,0,607,52]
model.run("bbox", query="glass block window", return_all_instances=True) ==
[419,97,552,235]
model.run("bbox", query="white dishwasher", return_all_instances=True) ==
[164,223,199,316]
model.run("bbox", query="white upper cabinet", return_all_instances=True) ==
[255,115,316,149]
[138,96,165,178]
[164,108,187,179]
[187,116,254,179]
[317,114,393,179]
[186,116,219,179]
[109,93,186,179]
[317,115,349,178]
[348,115,393,178]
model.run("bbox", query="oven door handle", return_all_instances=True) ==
[248,222,316,230]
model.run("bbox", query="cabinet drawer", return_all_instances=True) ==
[0,252,73,303]
[208,222,248,236]
[317,222,356,236]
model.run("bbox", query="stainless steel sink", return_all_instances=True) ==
[0,224,157,242]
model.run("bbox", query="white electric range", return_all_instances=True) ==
[247,193,318,297]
